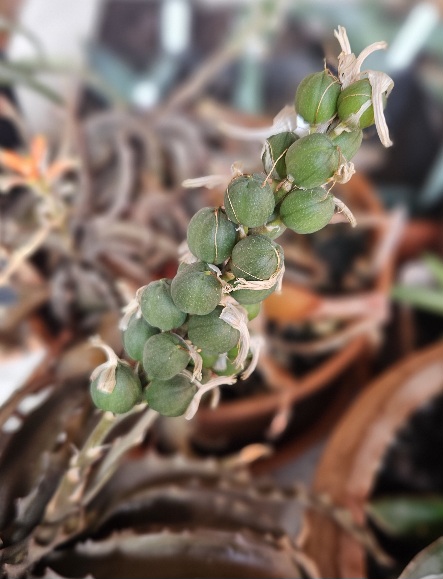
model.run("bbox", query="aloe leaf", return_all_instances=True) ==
[0,62,64,104]
[424,254,443,288]
[391,285,443,316]
[398,536,443,579]
[368,495,443,540]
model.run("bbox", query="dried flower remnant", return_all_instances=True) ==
[334,25,394,147]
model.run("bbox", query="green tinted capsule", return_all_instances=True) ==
[122,313,159,363]
[230,234,283,282]
[261,132,298,180]
[337,78,386,129]
[187,207,237,264]
[171,267,222,316]
[295,70,341,125]
[143,332,190,380]
[279,188,335,234]
[199,349,219,369]
[242,301,261,320]
[139,279,187,331]
[330,129,363,161]
[224,173,275,228]
[285,133,340,189]
[145,374,197,417]
[230,285,275,305]
[188,306,239,354]
[90,363,142,414]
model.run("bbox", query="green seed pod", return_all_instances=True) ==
[262,132,298,179]
[122,314,159,362]
[187,207,237,264]
[143,332,190,380]
[171,267,222,315]
[295,70,341,125]
[243,301,261,320]
[199,349,219,369]
[279,188,335,234]
[230,235,283,282]
[285,133,340,189]
[177,261,207,274]
[91,363,142,414]
[337,78,385,129]
[188,306,239,354]
[139,279,187,331]
[230,285,275,305]
[251,213,287,240]
[330,129,363,161]
[224,173,275,228]
[145,374,197,417]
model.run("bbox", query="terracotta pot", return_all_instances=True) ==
[190,174,394,453]
[301,340,443,578]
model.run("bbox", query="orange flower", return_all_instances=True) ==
[0,135,76,190]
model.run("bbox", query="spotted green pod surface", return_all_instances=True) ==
[230,285,276,305]
[145,374,197,417]
[122,314,159,362]
[295,70,341,125]
[230,234,283,282]
[171,267,222,315]
[139,279,187,331]
[279,188,335,234]
[187,207,237,264]
[224,173,275,228]
[262,132,298,179]
[285,133,340,189]
[91,363,142,414]
[177,261,207,274]
[243,301,261,320]
[330,129,363,161]
[200,349,219,369]
[188,306,239,354]
[337,78,384,129]
[143,332,190,380]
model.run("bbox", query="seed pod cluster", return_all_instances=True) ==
[90,27,393,419]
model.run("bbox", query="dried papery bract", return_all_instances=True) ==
[334,25,394,147]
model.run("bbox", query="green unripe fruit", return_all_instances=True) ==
[145,374,197,417]
[187,207,237,264]
[262,132,298,179]
[188,306,239,354]
[143,332,190,380]
[230,286,275,305]
[230,235,283,282]
[243,301,261,320]
[91,364,142,414]
[200,349,219,368]
[285,133,340,189]
[330,129,363,161]
[177,261,207,274]
[279,188,335,234]
[337,78,384,129]
[295,70,341,125]
[139,279,187,331]
[122,314,159,362]
[224,173,275,228]
[171,267,222,316]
